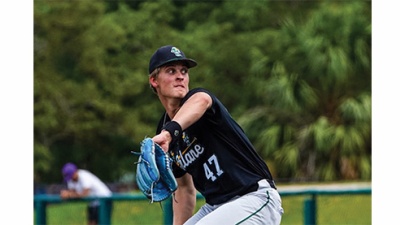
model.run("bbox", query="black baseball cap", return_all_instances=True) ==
[148,45,197,74]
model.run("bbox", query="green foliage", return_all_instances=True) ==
[237,1,371,181]
[34,0,371,183]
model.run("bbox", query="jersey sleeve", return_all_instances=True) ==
[180,88,216,114]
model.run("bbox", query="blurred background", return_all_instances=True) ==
[34,0,371,189]
[32,0,371,223]
[31,0,373,224]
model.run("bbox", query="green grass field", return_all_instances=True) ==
[39,193,371,225]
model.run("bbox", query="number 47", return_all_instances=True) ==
[203,154,224,181]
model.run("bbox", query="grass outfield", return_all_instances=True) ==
[40,193,371,225]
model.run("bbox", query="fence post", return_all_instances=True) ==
[98,198,112,225]
[304,195,316,225]
[34,198,47,225]
[163,197,173,225]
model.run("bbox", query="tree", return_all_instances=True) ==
[238,1,371,181]
[34,0,371,183]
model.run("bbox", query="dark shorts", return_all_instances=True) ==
[87,205,99,222]
[87,201,113,223]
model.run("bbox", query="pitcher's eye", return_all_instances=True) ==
[180,68,188,74]
[166,68,176,74]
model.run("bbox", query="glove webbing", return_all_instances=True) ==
[132,150,159,203]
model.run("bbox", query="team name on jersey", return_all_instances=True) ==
[175,144,204,169]
[173,133,205,170]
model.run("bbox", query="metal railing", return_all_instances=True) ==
[34,183,371,225]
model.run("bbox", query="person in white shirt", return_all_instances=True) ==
[60,162,112,225]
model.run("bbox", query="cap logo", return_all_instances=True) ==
[171,47,183,57]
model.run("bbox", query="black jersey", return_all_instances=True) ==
[156,88,276,205]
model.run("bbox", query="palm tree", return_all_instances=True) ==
[239,1,371,181]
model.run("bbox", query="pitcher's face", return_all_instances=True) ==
[152,62,190,99]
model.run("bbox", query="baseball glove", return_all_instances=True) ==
[133,137,178,202]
